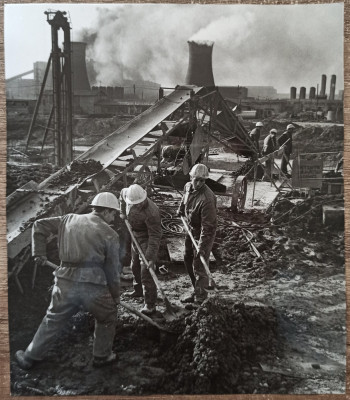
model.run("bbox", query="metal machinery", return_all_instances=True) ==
[26,10,73,167]
[7,85,259,290]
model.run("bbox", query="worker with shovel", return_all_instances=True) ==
[15,192,122,370]
[177,164,217,304]
[119,184,162,316]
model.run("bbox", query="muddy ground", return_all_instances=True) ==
[6,117,345,395]
[8,191,345,396]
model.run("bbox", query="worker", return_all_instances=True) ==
[262,128,278,181]
[249,121,264,156]
[15,192,122,370]
[177,164,217,304]
[119,184,162,315]
[278,123,295,177]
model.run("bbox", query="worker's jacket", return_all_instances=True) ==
[119,192,162,262]
[262,134,277,156]
[277,131,293,156]
[249,128,261,153]
[178,182,217,253]
[32,212,121,299]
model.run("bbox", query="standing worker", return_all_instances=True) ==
[15,192,122,369]
[177,164,217,304]
[278,123,295,177]
[119,184,162,315]
[262,128,278,181]
[249,121,264,156]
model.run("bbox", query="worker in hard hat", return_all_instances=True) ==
[249,122,264,156]
[277,124,295,177]
[177,164,217,304]
[15,192,122,370]
[119,184,162,315]
[262,128,278,181]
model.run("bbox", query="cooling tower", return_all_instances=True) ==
[185,41,215,87]
[71,42,91,91]
[290,87,297,99]
[309,87,316,99]
[299,87,306,100]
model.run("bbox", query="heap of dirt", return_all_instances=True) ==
[6,163,59,196]
[143,298,279,395]
[215,194,344,282]
[46,159,103,189]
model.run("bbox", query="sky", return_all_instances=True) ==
[4,3,344,94]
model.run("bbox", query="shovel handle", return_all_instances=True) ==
[120,301,166,331]
[45,260,59,269]
[180,216,217,288]
[124,220,169,302]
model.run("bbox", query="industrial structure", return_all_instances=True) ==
[6,11,344,291]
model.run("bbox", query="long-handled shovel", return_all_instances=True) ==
[43,261,175,335]
[180,216,219,292]
[124,220,186,321]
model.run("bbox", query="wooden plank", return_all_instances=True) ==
[166,236,216,263]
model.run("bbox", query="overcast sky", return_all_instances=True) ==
[4,3,344,94]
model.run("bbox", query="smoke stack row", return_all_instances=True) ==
[185,40,215,87]
[289,74,337,100]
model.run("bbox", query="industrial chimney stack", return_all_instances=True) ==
[185,40,215,87]
[71,42,91,92]
[329,75,336,100]
[319,74,327,97]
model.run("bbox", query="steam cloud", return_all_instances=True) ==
[77,4,343,93]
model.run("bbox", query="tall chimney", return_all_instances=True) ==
[329,74,336,100]
[185,41,215,87]
[290,87,296,99]
[71,42,91,92]
[320,74,327,97]
[309,87,316,99]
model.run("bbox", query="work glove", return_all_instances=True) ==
[34,255,47,267]
[147,260,155,271]
[120,213,127,220]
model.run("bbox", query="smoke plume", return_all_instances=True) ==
[76,3,343,93]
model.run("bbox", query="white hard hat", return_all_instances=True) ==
[287,124,295,130]
[189,163,209,179]
[256,122,264,127]
[125,184,147,204]
[91,192,120,211]
[270,129,277,134]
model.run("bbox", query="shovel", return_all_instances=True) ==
[180,216,219,292]
[124,220,186,321]
[43,261,176,336]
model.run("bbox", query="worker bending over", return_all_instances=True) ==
[177,164,217,304]
[15,192,122,369]
[120,184,162,315]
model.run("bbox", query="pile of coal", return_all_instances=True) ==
[47,159,103,188]
[147,298,278,394]
[7,163,58,195]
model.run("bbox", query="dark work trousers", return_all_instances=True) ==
[280,152,290,175]
[130,237,157,306]
[184,233,212,301]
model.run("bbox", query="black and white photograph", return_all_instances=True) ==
[4,2,345,396]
